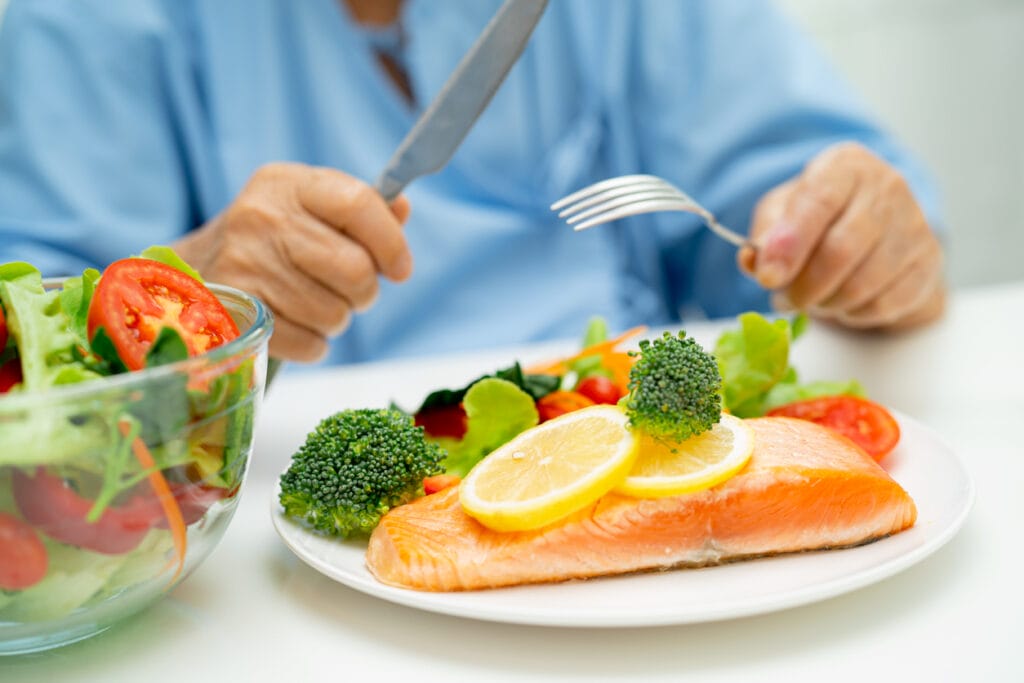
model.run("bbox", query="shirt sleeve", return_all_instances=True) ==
[0,0,208,277]
[628,0,944,320]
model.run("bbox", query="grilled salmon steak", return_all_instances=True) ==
[366,417,917,591]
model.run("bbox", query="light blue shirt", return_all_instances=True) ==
[0,0,941,365]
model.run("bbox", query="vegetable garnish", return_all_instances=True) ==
[88,258,240,371]
[423,474,461,496]
[459,405,639,532]
[713,312,864,418]
[0,303,8,351]
[623,331,723,444]
[0,512,48,590]
[615,414,754,499]
[525,324,646,380]
[0,247,256,622]
[278,409,446,538]
[536,390,594,423]
[120,419,187,582]
[767,396,901,461]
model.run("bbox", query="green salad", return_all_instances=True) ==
[0,247,258,623]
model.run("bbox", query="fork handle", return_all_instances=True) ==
[705,218,751,250]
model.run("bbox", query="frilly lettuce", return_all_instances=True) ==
[713,312,863,418]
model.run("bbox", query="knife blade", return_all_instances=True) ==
[374,0,549,200]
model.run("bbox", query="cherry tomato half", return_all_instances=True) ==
[575,375,624,405]
[88,258,240,371]
[767,395,901,461]
[0,512,48,590]
[414,404,468,439]
[536,390,595,423]
[0,357,21,393]
[423,474,461,495]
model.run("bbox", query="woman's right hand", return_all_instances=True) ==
[174,163,412,362]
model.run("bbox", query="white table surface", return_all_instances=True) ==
[2,281,1022,682]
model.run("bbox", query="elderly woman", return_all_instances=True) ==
[0,0,945,364]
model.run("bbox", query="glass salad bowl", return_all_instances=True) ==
[0,283,272,655]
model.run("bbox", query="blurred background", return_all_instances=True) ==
[0,0,1019,287]
[778,0,1023,288]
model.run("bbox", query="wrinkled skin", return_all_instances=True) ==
[175,163,412,361]
[740,142,946,331]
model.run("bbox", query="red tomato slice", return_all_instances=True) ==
[575,375,624,405]
[12,468,161,555]
[88,258,240,371]
[0,357,21,393]
[767,395,901,461]
[536,390,595,423]
[0,512,48,590]
[415,404,468,439]
[0,304,8,351]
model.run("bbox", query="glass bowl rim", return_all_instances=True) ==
[0,281,273,410]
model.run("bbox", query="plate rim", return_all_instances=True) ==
[270,411,975,628]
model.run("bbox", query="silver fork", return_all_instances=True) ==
[550,174,749,248]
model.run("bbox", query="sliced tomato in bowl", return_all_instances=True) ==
[766,395,901,461]
[0,303,8,351]
[0,357,21,393]
[0,512,48,590]
[12,468,160,555]
[87,258,240,371]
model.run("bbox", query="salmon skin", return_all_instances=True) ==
[366,417,917,591]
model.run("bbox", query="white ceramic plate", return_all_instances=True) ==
[270,412,973,627]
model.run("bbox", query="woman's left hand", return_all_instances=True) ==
[739,142,946,330]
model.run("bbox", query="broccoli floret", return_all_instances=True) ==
[623,331,722,442]
[278,408,445,537]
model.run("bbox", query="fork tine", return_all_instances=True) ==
[549,174,663,211]
[564,190,694,225]
[571,199,703,231]
[557,180,681,218]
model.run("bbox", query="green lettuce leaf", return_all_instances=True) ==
[713,312,862,418]
[138,245,203,282]
[714,312,793,417]
[0,262,100,392]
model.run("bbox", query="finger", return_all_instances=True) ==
[741,182,791,275]
[244,246,354,338]
[783,188,885,309]
[885,282,946,331]
[267,315,330,363]
[834,256,943,329]
[279,214,381,313]
[753,144,863,289]
[390,194,411,224]
[821,219,938,313]
[297,169,413,282]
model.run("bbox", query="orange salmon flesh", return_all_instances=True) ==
[366,417,917,591]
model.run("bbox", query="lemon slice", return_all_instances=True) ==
[459,405,638,532]
[616,413,754,498]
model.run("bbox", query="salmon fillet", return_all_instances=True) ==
[366,417,917,591]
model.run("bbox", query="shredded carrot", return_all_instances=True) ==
[600,351,637,395]
[526,325,647,376]
[119,420,187,583]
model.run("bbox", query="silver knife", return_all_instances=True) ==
[374,0,549,200]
